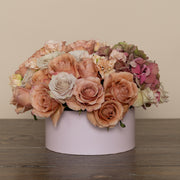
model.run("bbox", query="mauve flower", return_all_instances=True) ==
[66,77,104,112]
[114,60,130,73]
[30,84,60,118]
[131,58,160,90]
[49,72,76,103]
[96,46,112,57]
[77,58,98,78]
[11,87,32,114]
[48,53,79,78]
[87,94,124,128]
[104,72,138,106]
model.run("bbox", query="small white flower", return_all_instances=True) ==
[37,51,62,69]
[49,72,77,103]
[133,88,157,107]
[21,69,35,87]
[69,50,92,61]
[44,40,60,50]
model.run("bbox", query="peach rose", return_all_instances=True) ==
[31,69,50,86]
[87,93,124,128]
[104,72,138,106]
[30,84,60,118]
[48,53,79,77]
[66,77,104,112]
[11,87,32,114]
[77,58,98,78]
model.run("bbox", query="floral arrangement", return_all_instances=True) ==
[10,40,168,128]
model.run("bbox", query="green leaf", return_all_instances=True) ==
[79,109,82,115]
[120,120,126,128]
[134,48,148,59]
[107,127,110,131]
[96,58,99,63]
[33,115,38,121]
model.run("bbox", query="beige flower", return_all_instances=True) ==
[92,55,116,78]
[48,53,79,78]
[66,77,104,112]
[49,72,76,103]
[104,72,138,106]
[87,94,124,128]
[9,74,22,88]
[77,58,98,78]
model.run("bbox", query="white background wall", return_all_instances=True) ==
[0,0,179,119]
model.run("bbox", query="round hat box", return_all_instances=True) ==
[45,109,135,155]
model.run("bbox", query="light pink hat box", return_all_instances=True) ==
[45,109,135,155]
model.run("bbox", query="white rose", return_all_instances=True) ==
[37,51,62,69]
[49,72,76,103]
[133,88,157,107]
[69,50,91,61]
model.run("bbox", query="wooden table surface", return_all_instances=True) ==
[0,118,179,180]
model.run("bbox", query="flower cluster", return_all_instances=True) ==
[10,40,168,128]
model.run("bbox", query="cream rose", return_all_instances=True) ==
[87,94,124,128]
[66,77,104,112]
[30,84,60,118]
[104,72,138,106]
[48,53,79,77]
[49,72,76,103]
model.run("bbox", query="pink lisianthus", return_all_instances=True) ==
[131,58,160,90]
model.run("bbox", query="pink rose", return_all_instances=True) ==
[104,72,138,106]
[48,53,79,78]
[66,77,104,112]
[11,87,32,114]
[30,84,60,118]
[77,58,98,78]
[87,93,124,128]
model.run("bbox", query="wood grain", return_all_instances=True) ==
[0,119,179,180]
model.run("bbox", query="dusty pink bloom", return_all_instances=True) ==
[131,58,160,90]
[11,87,32,114]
